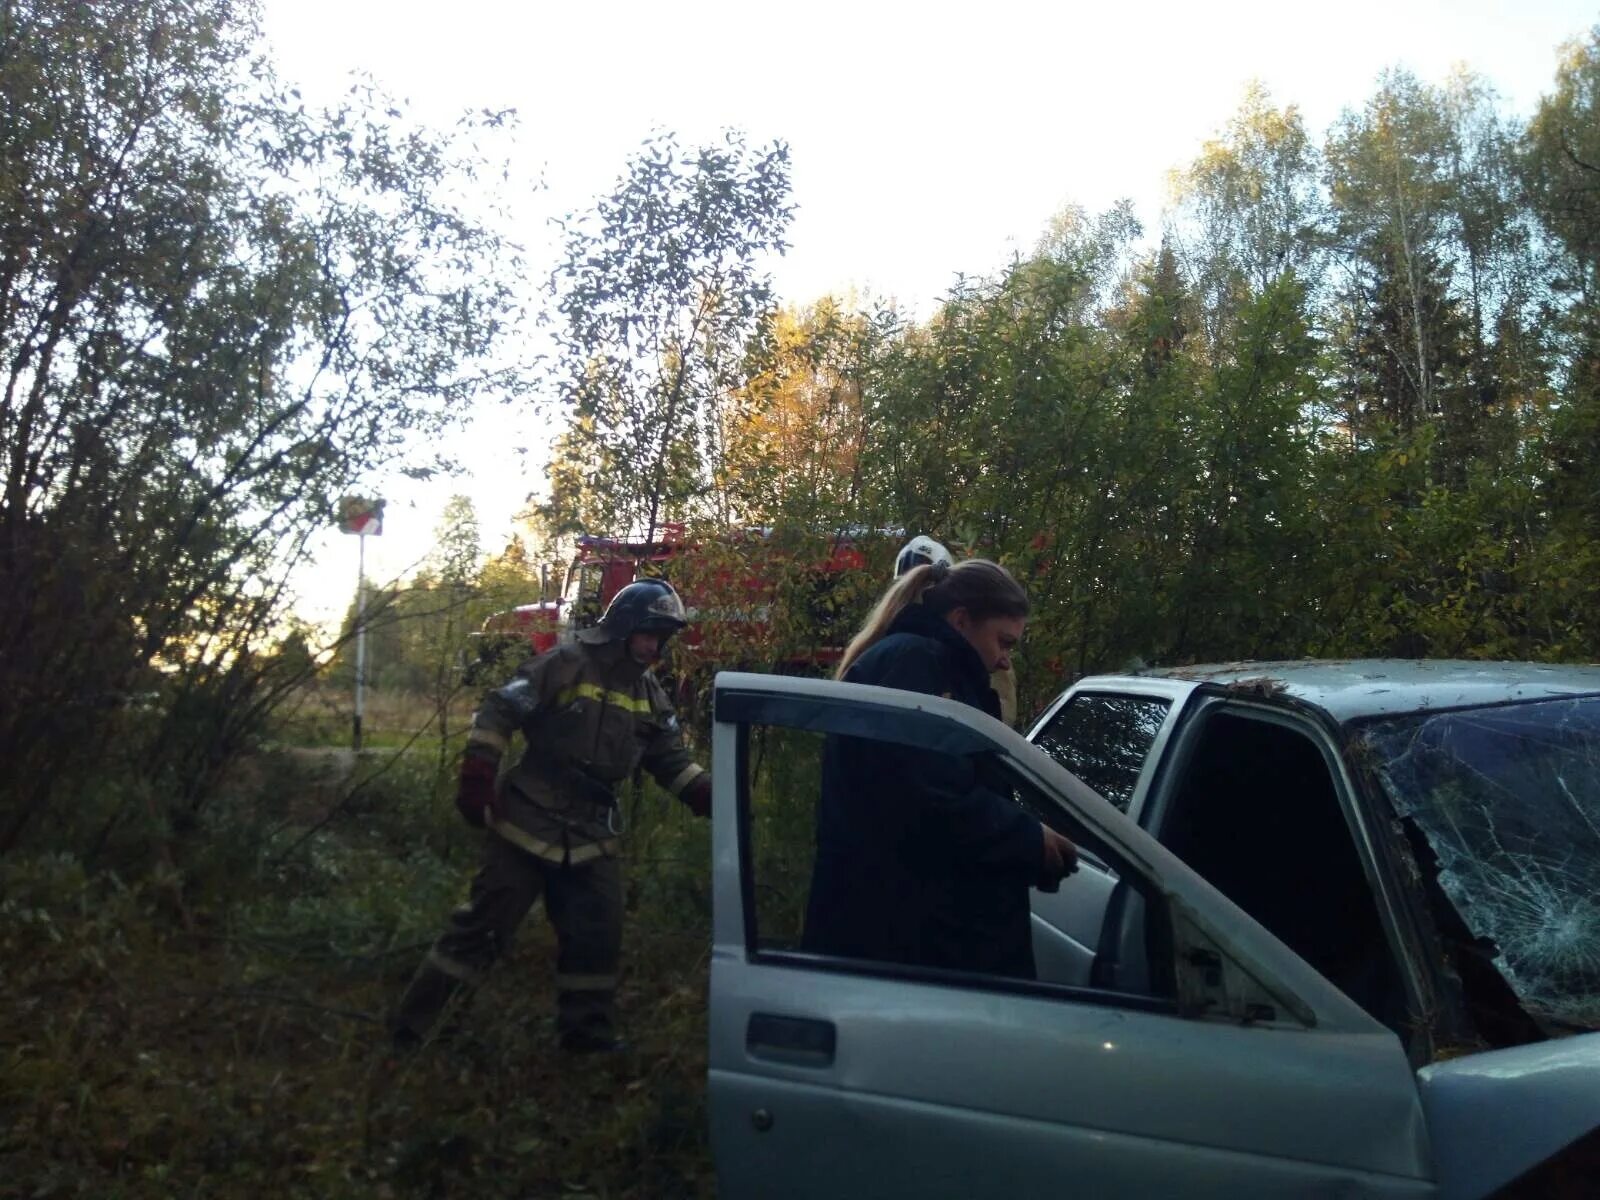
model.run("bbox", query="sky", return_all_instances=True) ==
[260,0,1597,628]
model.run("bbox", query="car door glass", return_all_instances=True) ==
[745,725,825,952]
[1033,693,1170,812]
[732,695,1173,1001]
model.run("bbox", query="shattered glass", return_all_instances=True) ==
[1360,698,1600,1029]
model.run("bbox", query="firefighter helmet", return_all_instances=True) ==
[579,578,689,644]
[894,535,953,578]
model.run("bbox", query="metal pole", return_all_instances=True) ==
[353,531,367,752]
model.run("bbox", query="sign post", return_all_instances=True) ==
[338,497,385,751]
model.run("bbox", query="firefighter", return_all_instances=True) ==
[892,536,1018,726]
[894,534,954,577]
[392,578,711,1054]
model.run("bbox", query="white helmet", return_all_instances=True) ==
[894,535,953,578]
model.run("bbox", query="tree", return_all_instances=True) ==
[1531,31,1600,649]
[1325,72,1465,441]
[1525,31,1600,610]
[1523,27,1600,303]
[542,131,794,543]
[1168,83,1327,355]
[716,298,883,527]
[1326,70,1540,488]
[0,0,527,854]
[431,495,482,587]
[1164,275,1324,661]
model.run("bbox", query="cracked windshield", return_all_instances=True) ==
[1362,697,1600,1029]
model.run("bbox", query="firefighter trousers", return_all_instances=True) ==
[393,830,623,1041]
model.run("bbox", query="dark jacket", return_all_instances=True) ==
[801,603,1044,977]
[464,638,705,865]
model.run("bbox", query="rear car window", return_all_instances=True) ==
[1033,693,1170,812]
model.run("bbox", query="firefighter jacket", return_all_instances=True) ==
[464,638,706,865]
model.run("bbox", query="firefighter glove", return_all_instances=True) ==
[455,756,499,827]
[681,773,712,819]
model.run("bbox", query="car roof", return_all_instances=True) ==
[1081,658,1600,723]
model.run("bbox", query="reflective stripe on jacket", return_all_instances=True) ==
[465,639,705,863]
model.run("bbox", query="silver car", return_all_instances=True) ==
[708,661,1600,1198]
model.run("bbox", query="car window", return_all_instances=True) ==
[1033,693,1170,812]
[737,708,1174,1003]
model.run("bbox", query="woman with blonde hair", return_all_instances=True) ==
[890,535,1019,723]
[803,558,1077,978]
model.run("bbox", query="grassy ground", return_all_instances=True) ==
[270,686,478,752]
[0,714,719,1199]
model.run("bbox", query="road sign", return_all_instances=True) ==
[338,496,385,537]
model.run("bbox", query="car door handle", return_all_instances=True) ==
[746,1013,836,1068]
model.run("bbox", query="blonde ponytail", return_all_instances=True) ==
[836,563,939,679]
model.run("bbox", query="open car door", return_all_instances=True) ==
[707,671,1438,1199]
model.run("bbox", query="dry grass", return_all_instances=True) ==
[272,687,479,751]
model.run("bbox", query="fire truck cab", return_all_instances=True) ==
[468,524,883,685]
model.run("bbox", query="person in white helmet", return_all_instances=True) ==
[893,535,954,578]
[893,536,1019,726]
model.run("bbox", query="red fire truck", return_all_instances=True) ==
[469,524,890,688]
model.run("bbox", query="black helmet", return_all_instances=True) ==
[579,578,688,644]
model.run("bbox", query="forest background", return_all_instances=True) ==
[3,0,1600,1196]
